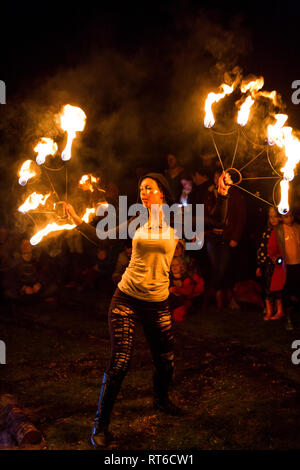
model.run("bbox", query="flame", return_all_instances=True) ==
[29,202,109,245]
[278,179,290,215]
[237,96,255,127]
[79,173,102,192]
[236,77,264,126]
[60,105,87,161]
[34,138,58,165]
[267,114,300,214]
[30,222,76,246]
[257,90,280,107]
[267,114,288,146]
[204,83,234,128]
[18,160,37,186]
[18,192,51,214]
[240,76,264,94]
[81,207,96,223]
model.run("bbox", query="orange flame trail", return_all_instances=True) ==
[30,222,76,246]
[18,192,51,213]
[60,105,86,161]
[204,83,234,128]
[237,76,264,126]
[267,114,300,214]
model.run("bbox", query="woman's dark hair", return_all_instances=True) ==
[138,172,175,205]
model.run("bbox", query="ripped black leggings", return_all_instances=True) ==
[106,287,175,385]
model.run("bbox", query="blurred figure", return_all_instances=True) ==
[112,241,132,284]
[179,173,193,207]
[256,206,285,320]
[164,153,184,202]
[79,247,114,291]
[188,166,211,208]
[268,210,300,325]
[4,239,57,302]
[206,169,246,310]
[169,256,204,322]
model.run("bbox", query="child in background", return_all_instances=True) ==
[256,206,285,320]
[169,256,204,322]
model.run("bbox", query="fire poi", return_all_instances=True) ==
[16,104,105,245]
[204,75,300,214]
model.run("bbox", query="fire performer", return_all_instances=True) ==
[64,171,232,448]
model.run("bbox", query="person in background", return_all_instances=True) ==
[256,206,285,320]
[169,256,204,322]
[268,210,300,325]
[164,153,184,202]
[188,166,211,209]
[206,169,246,310]
[179,173,193,207]
[112,240,132,284]
[5,239,57,302]
[79,247,114,291]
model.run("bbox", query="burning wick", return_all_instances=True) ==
[34,138,58,165]
[60,105,86,161]
[18,160,37,186]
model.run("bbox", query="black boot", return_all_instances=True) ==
[153,370,184,416]
[91,372,123,448]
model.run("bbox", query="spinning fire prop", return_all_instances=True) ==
[204,76,300,214]
[17,105,104,245]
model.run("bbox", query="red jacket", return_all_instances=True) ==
[267,230,286,292]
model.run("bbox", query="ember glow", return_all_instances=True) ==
[204,83,234,128]
[18,192,51,214]
[60,105,87,161]
[34,138,58,165]
[18,160,37,186]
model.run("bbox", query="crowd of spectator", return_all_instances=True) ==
[1,152,299,329]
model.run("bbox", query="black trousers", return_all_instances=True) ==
[105,287,175,388]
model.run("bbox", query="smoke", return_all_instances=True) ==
[1,5,255,231]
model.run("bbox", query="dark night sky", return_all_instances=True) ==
[1,0,300,227]
[2,1,300,99]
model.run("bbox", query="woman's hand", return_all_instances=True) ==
[62,202,82,226]
[217,171,233,196]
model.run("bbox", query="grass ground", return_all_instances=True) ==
[1,288,300,450]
